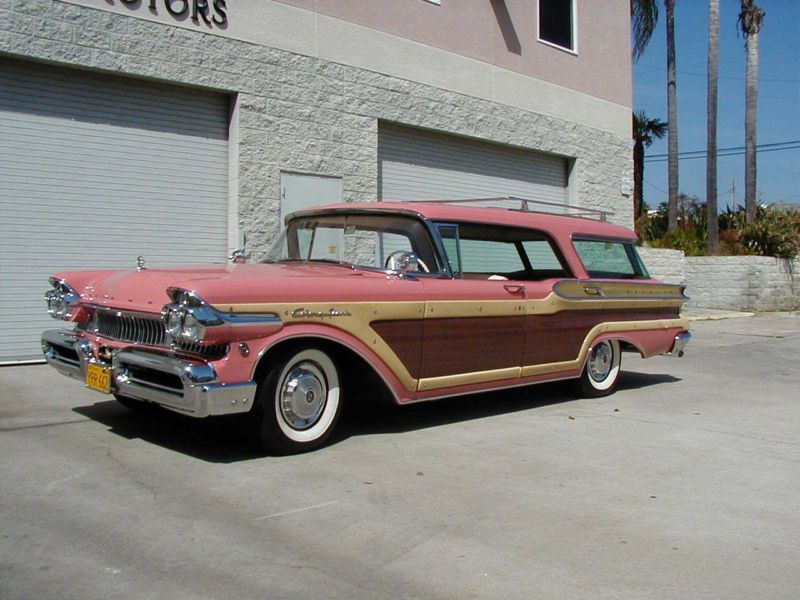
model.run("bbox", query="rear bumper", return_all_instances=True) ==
[663,331,692,358]
[41,328,256,417]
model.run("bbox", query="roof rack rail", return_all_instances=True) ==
[399,196,613,222]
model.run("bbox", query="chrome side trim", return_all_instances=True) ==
[664,331,692,358]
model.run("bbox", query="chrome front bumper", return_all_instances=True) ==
[41,329,257,417]
[664,331,692,358]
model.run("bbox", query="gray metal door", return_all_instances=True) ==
[0,59,230,362]
[378,123,568,203]
[280,173,343,261]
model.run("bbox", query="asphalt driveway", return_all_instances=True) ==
[1,315,799,599]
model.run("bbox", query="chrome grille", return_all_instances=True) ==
[92,309,228,359]
[96,310,166,346]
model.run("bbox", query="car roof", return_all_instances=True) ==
[289,201,637,240]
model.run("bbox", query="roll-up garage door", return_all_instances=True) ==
[0,59,230,362]
[378,123,568,204]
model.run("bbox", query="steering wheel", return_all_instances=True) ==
[385,251,430,273]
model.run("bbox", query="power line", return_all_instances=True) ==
[644,140,800,162]
[635,62,799,83]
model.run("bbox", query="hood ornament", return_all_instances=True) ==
[136,256,147,272]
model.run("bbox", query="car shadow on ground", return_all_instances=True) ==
[72,371,680,463]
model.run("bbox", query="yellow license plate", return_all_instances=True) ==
[86,363,112,394]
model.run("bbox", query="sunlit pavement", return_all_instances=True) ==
[1,314,799,600]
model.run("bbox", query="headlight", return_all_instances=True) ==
[161,290,221,344]
[181,311,204,343]
[165,307,184,338]
[45,279,81,321]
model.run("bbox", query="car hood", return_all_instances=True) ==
[53,262,420,313]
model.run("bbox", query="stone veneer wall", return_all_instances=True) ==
[637,247,686,285]
[0,0,633,253]
[685,256,800,312]
[639,247,800,311]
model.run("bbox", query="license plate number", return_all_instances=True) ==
[86,363,112,394]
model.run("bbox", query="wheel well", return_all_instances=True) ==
[252,337,396,405]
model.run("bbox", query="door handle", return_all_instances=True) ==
[503,284,526,295]
[583,285,605,297]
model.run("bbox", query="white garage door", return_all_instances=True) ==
[378,123,568,204]
[0,59,230,362]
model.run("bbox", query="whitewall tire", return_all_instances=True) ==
[575,339,621,397]
[251,346,343,454]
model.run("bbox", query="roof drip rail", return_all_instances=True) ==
[399,197,613,222]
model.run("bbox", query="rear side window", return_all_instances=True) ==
[434,222,571,281]
[573,239,650,279]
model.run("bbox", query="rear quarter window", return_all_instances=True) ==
[573,238,650,279]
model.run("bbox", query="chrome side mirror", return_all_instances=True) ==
[229,234,247,264]
[386,251,420,275]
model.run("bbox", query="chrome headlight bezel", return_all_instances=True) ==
[45,278,82,321]
[161,289,224,344]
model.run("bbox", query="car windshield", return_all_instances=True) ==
[263,213,441,273]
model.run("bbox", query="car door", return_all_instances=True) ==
[417,224,527,392]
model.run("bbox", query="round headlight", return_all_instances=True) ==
[181,311,204,343]
[166,308,184,338]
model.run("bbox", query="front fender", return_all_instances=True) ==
[250,324,415,403]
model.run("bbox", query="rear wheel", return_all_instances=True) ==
[249,347,342,454]
[574,339,621,397]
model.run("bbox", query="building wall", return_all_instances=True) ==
[276,0,633,107]
[1,0,633,255]
[53,0,632,138]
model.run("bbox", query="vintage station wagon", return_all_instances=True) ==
[42,199,691,453]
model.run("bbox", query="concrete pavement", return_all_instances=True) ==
[1,315,799,599]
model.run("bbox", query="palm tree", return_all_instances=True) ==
[706,0,720,253]
[739,1,766,225]
[665,0,679,232]
[631,0,659,60]
[633,111,668,220]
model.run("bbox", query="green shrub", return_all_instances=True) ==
[638,202,800,259]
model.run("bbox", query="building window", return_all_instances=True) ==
[538,0,576,53]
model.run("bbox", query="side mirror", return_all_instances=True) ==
[229,234,247,264]
[386,251,420,275]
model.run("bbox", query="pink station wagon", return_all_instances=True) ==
[42,199,691,454]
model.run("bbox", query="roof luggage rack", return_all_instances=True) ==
[399,196,613,222]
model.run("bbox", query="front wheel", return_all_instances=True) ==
[249,347,343,454]
[574,339,621,398]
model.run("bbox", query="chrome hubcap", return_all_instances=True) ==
[279,361,327,430]
[588,342,613,382]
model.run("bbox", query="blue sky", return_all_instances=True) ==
[633,0,799,209]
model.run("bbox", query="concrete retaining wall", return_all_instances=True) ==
[685,256,800,312]
[638,247,686,285]
[639,247,800,311]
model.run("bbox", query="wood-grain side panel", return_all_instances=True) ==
[420,316,525,379]
[524,308,680,366]
[370,319,424,379]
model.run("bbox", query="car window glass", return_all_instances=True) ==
[460,239,524,274]
[573,239,647,279]
[522,240,563,270]
[436,222,570,281]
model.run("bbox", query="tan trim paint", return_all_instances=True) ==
[214,295,687,394]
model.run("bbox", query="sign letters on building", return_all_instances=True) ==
[116,0,228,28]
